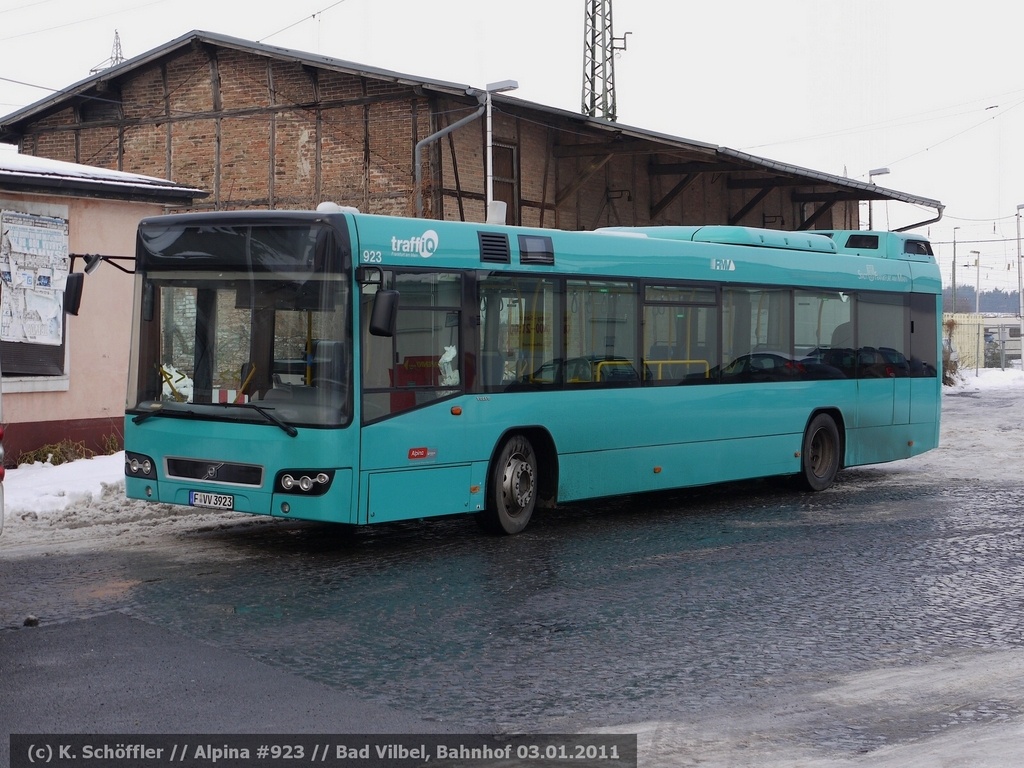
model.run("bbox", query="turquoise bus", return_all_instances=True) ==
[123,207,941,534]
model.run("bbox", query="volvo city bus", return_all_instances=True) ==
[123,207,941,534]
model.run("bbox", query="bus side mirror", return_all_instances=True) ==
[64,273,84,316]
[369,289,399,337]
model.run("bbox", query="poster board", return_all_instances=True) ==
[0,210,71,346]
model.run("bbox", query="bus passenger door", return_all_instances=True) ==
[858,294,910,425]
[358,271,475,523]
[891,363,911,425]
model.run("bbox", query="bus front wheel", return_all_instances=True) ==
[479,434,537,535]
[800,413,840,492]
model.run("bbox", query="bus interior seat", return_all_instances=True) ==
[830,322,854,349]
[481,352,506,387]
[598,361,639,383]
[648,343,681,381]
[567,358,593,382]
[313,340,344,385]
[648,343,673,360]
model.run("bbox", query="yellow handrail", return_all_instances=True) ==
[643,358,711,380]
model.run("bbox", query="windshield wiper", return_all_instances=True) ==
[132,403,206,425]
[132,400,298,437]
[132,403,171,425]
[211,402,299,437]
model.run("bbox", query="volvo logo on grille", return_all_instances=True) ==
[167,457,263,486]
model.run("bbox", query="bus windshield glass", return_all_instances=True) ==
[128,222,351,429]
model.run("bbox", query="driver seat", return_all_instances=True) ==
[312,340,344,386]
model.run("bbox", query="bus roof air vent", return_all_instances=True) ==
[479,231,511,263]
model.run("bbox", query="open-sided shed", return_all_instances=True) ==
[0,30,941,233]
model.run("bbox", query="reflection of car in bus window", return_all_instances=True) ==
[526,356,641,385]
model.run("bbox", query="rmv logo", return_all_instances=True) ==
[391,230,439,258]
[711,258,736,271]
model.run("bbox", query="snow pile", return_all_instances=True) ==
[2,451,264,549]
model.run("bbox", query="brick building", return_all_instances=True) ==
[0,30,941,233]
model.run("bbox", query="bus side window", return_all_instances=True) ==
[909,293,938,377]
[390,272,462,411]
[795,290,854,379]
[721,287,792,383]
[478,275,557,392]
[566,279,638,387]
[858,293,908,379]
[643,285,718,385]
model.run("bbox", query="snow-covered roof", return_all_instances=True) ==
[0,149,206,204]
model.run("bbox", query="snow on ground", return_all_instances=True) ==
[871,367,1024,487]
[1,448,268,547]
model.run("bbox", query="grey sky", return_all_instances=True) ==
[2,0,1022,292]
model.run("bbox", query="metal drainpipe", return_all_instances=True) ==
[894,204,945,233]
[414,92,488,218]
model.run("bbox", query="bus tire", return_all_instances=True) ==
[800,413,840,491]
[479,434,537,535]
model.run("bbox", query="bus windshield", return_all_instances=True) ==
[128,221,351,429]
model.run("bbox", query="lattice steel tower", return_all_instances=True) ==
[581,0,628,121]
[90,30,125,73]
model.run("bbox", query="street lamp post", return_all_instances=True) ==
[1017,204,1024,366]
[485,79,518,222]
[969,250,981,313]
[952,226,960,313]
[867,167,890,230]
[969,250,981,374]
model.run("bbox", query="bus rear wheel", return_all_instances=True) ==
[478,434,537,535]
[800,413,840,491]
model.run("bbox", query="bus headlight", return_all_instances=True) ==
[125,451,157,479]
[275,469,335,496]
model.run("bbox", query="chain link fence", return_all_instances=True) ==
[943,313,1023,377]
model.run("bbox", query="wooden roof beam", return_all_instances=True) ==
[650,173,697,220]
[798,199,837,230]
[555,153,614,207]
[652,161,754,175]
[728,186,773,226]
[554,139,670,158]
[792,190,886,202]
